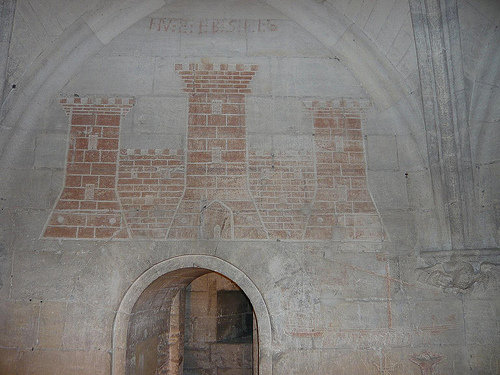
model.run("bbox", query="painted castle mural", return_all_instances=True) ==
[43,63,385,241]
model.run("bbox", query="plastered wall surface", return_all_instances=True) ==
[0,0,499,374]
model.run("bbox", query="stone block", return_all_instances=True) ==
[356,0,376,29]
[187,291,211,317]
[64,55,155,95]
[247,20,328,58]
[120,132,184,150]
[466,344,500,374]
[216,275,240,291]
[3,130,37,169]
[459,0,494,41]
[164,0,285,19]
[474,120,500,165]
[0,239,11,298]
[16,349,110,375]
[366,135,399,171]
[386,26,414,73]
[271,134,314,152]
[183,345,211,370]
[52,1,101,30]
[127,309,169,346]
[152,57,182,95]
[0,348,20,375]
[104,17,181,57]
[0,169,56,209]
[188,278,209,293]
[375,1,411,55]
[100,242,155,284]
[11,247,89,301]
[17,0,63,44]
[246,97,306,136]
[0,301,39,348]
[246,134,273,150]
[132,96,186,134]
[269,58,364,98]
[406,170,434,209]
[34,132,67,169]
[6,11,43,86]
[363,105,409,136]
[326,300,388,331]
[395,40,418,84]
[379,209,416,248]
[461,30,485,81]
[357,301,392,330]
[180,30,247,57]
[189,316,217,343]
[70,256,130,309]
[211,342,252,369]
[83,0,167,45]
[317,253,391,300]
[395,133,427,171]
[217,369,252,375]
[61,303,114,350]
[41,100,69,132]
[363,0,399,41]
[367,170,409,209]
[464,299,498,345]
[272,348,403,374]
[478,163,500,205]
[183,370,212,375]
[38,301,66,349]
[409,300,465,345]
[135,335,159,375]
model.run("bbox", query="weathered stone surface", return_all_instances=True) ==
[16,349,110,375]
[37,301,66,349]
[0,0,499,374]
[0,301,39,348]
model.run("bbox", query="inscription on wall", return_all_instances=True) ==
[149,18,278,34]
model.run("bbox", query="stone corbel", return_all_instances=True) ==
[416,249,500,293]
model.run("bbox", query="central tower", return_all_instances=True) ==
[168,63,267,240]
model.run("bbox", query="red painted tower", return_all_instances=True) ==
[43,97,134,239]
[168,63,267,240]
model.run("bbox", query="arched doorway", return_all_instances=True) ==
[112,255,272,375]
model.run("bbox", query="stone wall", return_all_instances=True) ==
[0,0,499,374]
[183,273,253,375]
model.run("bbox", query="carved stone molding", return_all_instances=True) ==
[409,0,474,249]
[417,249,500,293]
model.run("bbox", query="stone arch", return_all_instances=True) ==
[111,254,272,374]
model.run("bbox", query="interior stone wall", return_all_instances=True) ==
[183,273,253,375]
[0,0,499,374]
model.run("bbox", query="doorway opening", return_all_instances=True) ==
[183,272,256,374]
[121,267,259,375]
[112,255,272,375]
